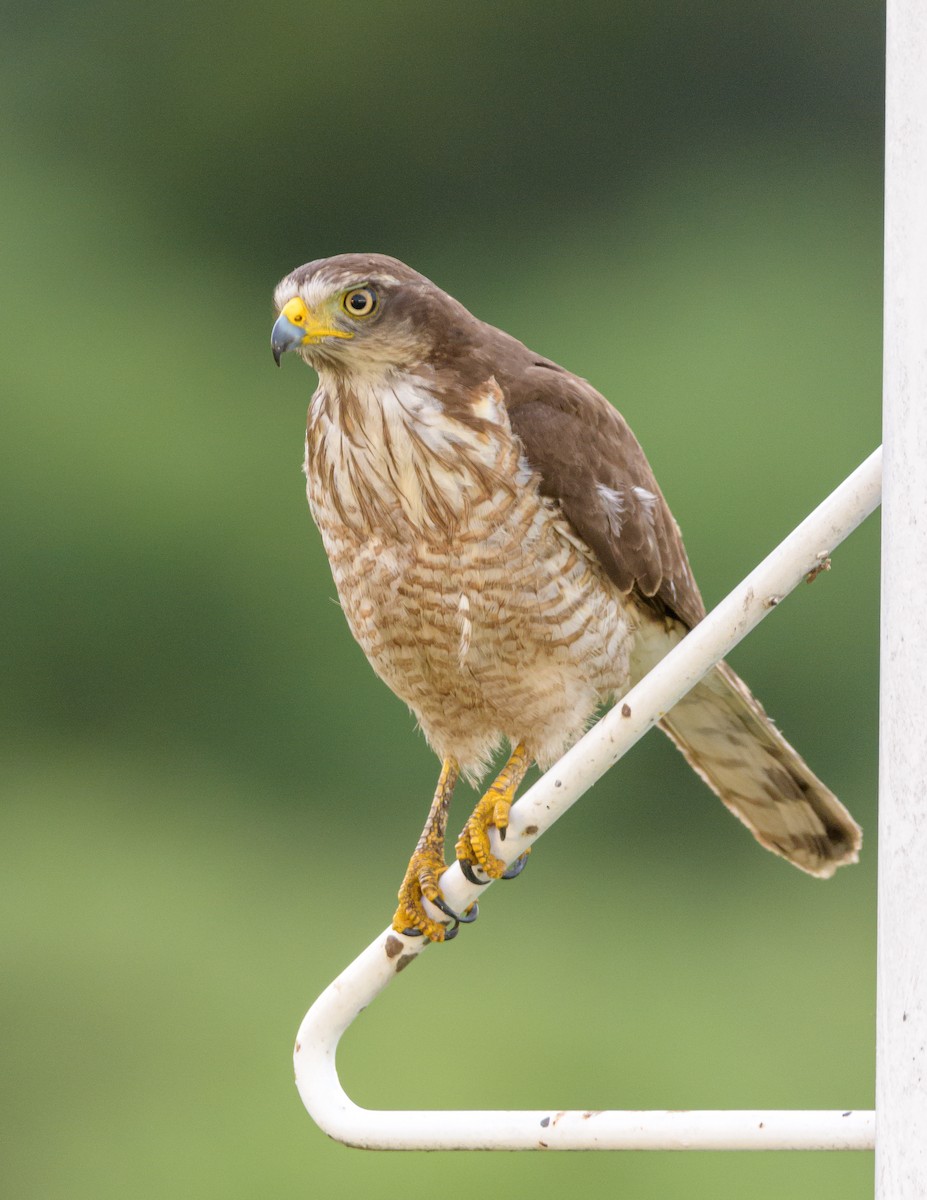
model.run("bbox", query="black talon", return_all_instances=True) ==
[401,899,477,944]
[430,893,463,922]
[501,851,530,880]
[499,826,506,841]
[459,859,491,886]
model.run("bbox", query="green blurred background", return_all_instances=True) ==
[1,3,883,1197]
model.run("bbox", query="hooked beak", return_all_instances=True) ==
[271,296,353,366]
[271,312,305,366]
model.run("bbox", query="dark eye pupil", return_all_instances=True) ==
[350,292,369,311]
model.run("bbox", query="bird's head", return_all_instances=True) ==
[271,253,472,378]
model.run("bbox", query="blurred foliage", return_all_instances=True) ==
[1,2,882,1198]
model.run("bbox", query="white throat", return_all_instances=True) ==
[305,373,522,538]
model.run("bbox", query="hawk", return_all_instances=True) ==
[271,253,861,942]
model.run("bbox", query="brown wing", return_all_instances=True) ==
[502,359,705,630]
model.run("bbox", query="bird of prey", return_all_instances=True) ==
[271,253,861,942]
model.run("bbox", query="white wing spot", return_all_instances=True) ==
[632,486,658,524]
[596,482,626,538]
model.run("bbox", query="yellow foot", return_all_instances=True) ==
[390,756,477,943]
[456,743,532,880]
[392,847,455,943]
[456,792,510,879]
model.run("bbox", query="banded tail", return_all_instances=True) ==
[661,661,861,877]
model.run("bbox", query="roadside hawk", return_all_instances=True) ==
[271,253,861,942]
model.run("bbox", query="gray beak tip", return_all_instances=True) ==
[271,312,306,367]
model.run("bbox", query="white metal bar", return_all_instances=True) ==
[295,448,881,1150]
[876,0,927,1192]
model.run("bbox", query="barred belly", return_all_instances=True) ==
[313,487,634,777]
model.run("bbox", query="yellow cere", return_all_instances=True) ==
[281,295,354,343]
[281,296,309,326]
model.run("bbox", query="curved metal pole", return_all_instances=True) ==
[295,448,881,1151]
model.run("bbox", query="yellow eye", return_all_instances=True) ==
[342,286,378,318]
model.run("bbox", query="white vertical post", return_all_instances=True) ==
[876,2,927,1195]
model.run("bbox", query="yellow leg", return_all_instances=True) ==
[392,757,460,942]
[456,743,532,879]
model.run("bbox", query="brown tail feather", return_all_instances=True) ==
[660,661,861,877]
